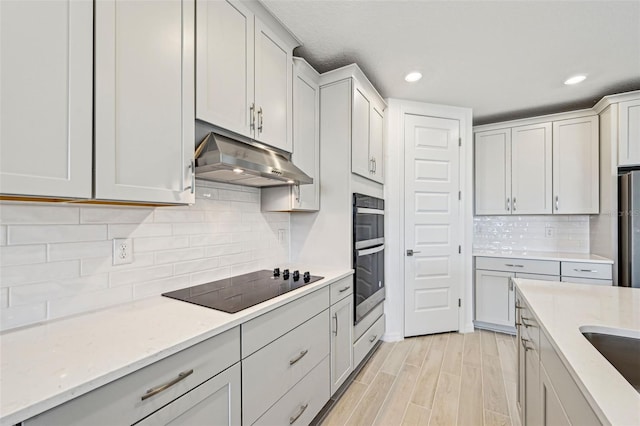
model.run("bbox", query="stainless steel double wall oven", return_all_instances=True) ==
[353,193,385,324]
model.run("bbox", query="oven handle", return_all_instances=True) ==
[356,207,384,215]
[355,237,385,249]
[357,244,385,257]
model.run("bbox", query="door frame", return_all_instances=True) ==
[384,99,473,340]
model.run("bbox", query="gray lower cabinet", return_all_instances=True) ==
[330,292,354,395]
[540,363,571,426]
[24,327,240,426]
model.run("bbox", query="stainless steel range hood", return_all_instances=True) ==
[194,132,313,187]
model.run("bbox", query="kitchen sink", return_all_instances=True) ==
[581,327,640,392]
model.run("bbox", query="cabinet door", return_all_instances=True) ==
[525,347,542,426]
[552,116,599,214]
[540,364,571,426]
[330,296,353,395]
[135,363,241,426]
[351,81,371,179]
[0,0,93,198]
[94,0,195,204]
[254,19,292,152]
[517,296,525,425]
[619,99,640,167]
[196,0,254,139]
[369,105,385,184]
[511,123,553,214]
[474,129,512,215]
[475,270,515,327]
[292,60,320,211]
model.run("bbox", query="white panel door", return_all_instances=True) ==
[511,123,553,214]
[0,0,93,198]
[94,0,195,204]
[351,82,371,179]
[475,270,515,327]
[552,116,599,214]
[619,99,640,167]
[369,105,385,184]
[474,129,511,215]
[254,19,291,152]
[196,0,254,139]
[404,114,461,337]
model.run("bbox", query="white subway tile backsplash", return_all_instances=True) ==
[134,235,190,253]
[473,215,589,253]
[0,245,47,266]
[110,265,174,287]
[108,224,172,239]
[1,260,80,287]
[8,225,107,245]
[48,241,112,261]
[0,204,79,224]
[81,207,154,224]
[0,182,289,331]
[0,303,47,331]
[154,247,204,265]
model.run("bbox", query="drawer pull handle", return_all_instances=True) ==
[575,269,597,273]
[339,286,350,293]
[369,334,378,343]
[333,313,339,336]
[521,338,531,352]
[515,303,523,310]
[505,264,524,268]
[289,349,309,366]
[521,317,534,328]
[289,403,309,424]
[141,369,193,401]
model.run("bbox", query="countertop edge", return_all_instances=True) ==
[473,251,614,264]
[0,269,354,426]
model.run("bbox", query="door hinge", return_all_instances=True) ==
[458,138,462,147]
[458,245,461,254]
[458,298,461,307]
[458,191,461,200]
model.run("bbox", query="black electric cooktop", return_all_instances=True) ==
[162,269,324,313]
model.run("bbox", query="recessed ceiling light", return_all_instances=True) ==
[405,72,422,83]
[232,168,243,174]
[564,75,587,85]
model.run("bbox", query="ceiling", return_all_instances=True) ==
[262,0,640,125]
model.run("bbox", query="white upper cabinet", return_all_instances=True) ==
[196,0,296,153]
[618,98,640,166]
[552,116,599,214]
[511,122,553,214]
[196,0,254,138]
[262,58,320,212]
[475,112,598,215]
[474,128,512,215]
[0,0,93,199]
[350,76,385,184]
[94,0,195,204]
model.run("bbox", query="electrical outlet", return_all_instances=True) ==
[113,238,133,265]
[545,226,555,238]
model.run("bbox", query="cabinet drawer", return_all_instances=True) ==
[354,313,385,368]
[539,331,600,426]
[354,302,384,342]
[561,262,612,280]
[25,327,240,426]
[242,310,330,426]
[476,256,560,276]
[561,277,612,285]
[515,272,560,281]
[242,286,329,357]
[518,303,540,352]
[330,276,353,304]
[253,356,330,426]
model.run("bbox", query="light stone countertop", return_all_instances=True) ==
[0,268,353,426]
[473,249,614,264]
[514,279,640,426]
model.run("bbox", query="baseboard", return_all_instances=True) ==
[382,331,404,342]
[474,321,517,335]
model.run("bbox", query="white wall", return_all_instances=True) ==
[385,98,474,341]
[473,215,590,253]
[0,180,289,331]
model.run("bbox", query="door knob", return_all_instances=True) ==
[406,249,421,256]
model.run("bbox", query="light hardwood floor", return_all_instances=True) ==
[322,330,520,426]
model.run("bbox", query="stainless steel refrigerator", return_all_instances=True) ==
[620,170,640,287]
